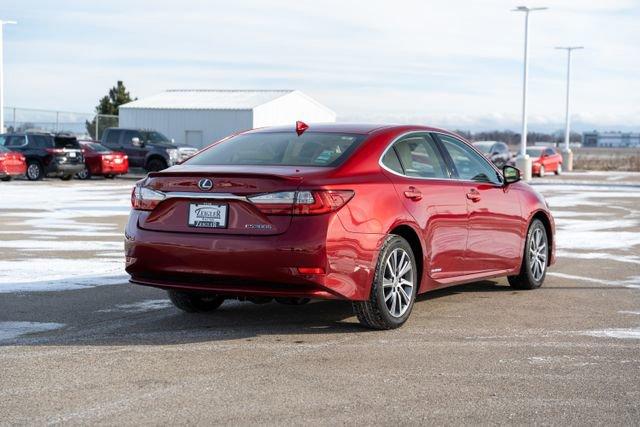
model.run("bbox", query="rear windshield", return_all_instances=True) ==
[83,142,111,153]
[55,136,80,149]
[526,148,544,157]
[186,132,365,167]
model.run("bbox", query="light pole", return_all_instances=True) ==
[555,46,583,172]
[512,6,547,181]
[0,20,17,133]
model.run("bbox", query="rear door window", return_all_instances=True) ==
[187,132,364,167]
[5,135,26,147]
[392,134,448,179]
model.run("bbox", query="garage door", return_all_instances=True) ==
[185,130,203,148]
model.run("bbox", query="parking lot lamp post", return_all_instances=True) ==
[0,20,17,133]
[512,6,547,181]
[555,46,583,172]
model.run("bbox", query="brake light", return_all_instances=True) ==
[131,184,165,211]
[248,190,354,215]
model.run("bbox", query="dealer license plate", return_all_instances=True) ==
[188,203,227,228]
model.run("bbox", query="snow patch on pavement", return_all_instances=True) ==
[583,328,640,340]
[0,321,65,342]
[98,299,172,313]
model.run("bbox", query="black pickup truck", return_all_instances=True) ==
[101,128,197,172]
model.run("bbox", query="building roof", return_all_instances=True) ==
[119,89,297,110]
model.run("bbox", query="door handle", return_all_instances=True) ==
[404,186,422,201]
[466,189,481,202]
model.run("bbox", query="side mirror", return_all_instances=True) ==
[131,137,143,147]
[503,165,521,185]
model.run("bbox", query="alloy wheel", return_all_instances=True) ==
[529,227,547,281]
[77,168,89,179]
[27,164,40,180]
[382,248,414,318]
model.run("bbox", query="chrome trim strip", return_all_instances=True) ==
[162,192,249,201]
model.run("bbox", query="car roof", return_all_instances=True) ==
[246,123,461,136]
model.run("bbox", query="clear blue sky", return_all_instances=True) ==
[2,0,639,131]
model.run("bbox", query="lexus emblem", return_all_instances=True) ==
[198,178,213,191]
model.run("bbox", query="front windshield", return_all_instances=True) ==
[526,148,544,158]
[186,132,364,167]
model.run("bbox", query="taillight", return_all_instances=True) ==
[131,184,165,211]
[248,190,354,215]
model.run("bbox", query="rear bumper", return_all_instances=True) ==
[124,211,384,301]
[97,164,128,175]
[45,163,84,176]
[0,163,26,177]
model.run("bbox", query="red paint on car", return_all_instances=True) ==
[124,123,556,328]
[79,140,129,178]
[0,146,27,181]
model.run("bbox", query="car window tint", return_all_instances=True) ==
[398,136,447,178]
[439,135,500,184]
[393,134,447,179]
[187,132,364,167]
[145,131,170,143]
[381,147,404,174]
[5,135,26,147]
[31,135,52,148]
[105,130,120,145]
[122,130,140,146]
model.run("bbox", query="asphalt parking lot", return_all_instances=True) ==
[1,172,639,425]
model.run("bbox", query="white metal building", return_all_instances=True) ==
[118,90,336,148]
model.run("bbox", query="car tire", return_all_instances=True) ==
[76,167,91,180]
[275,297,311,305]
[353,235,417,330]
[26,161,44,181]
[508,219,548,290]
[168,290,225,313]
[555,164,562,175]
[146,158,167,172]
[0,176,11,182]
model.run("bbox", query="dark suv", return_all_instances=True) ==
[1,132,84,180]
[101,128,197,172]
[472,141,514,169]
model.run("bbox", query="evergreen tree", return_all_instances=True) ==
[86,81,135,139]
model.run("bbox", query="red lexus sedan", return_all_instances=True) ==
[527,146,563,177]
[77,140,129,179]
[0,145,27,181]
[125,123,555,329]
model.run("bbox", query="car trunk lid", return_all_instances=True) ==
[139,165,327,236]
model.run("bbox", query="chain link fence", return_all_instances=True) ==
[3,107,118,140]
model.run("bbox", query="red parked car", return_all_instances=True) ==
[0,145,27,181]
[527,146,563,177]
[77,140,129,179]
[125,123,555,329]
